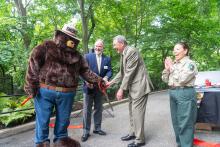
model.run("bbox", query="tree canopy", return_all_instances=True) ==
[0,0,220,91]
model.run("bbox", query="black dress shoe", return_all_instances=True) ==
[121,134,136,141]
[127,142,145,147]
[93,130,106,135]
[81,134,90,142]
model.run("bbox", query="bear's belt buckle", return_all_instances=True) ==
[55,87,63,92]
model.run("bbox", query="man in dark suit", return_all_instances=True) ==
[81,39,112,142]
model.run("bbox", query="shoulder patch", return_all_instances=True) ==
[188,63,195,71]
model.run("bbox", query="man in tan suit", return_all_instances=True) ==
[106,35,153,147]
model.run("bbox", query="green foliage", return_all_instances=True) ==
[0,110,34,127]
[0,0,220,92]
[0,93,9,111]
[0,94,34,127]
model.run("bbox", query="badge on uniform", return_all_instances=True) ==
[188,63,194,71]
[104,66,108,69]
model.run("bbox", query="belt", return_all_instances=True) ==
[40,83,76,92]
[170,86,193,90]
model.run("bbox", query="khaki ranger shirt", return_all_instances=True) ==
[162,56,198,87]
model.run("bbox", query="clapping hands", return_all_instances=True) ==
[164,57,173,71]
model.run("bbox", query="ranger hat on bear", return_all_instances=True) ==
[55,23,80,44]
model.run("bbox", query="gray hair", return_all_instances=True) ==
[95,39,104,46]
[113,35,127,45]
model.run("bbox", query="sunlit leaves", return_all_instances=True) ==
[0,0,220,91]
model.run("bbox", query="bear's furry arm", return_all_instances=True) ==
[24,41,50,96]
[79,55,102,83]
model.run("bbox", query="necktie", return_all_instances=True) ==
[97,55,101,73]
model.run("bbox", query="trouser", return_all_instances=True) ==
[169,88,197,147]
[34,88,75,144]
[82,91,103,135]
[128,94,148,144]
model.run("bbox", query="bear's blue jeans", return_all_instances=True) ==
[34,88,75,144]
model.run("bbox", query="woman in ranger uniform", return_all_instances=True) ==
[162,42,198,147]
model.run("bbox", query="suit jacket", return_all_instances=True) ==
[111,46,153,98]
[83,53,112,94]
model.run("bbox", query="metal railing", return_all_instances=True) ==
[0,94,34,115]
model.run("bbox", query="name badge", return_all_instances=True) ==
[104,66,108,69]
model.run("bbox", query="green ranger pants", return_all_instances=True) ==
[169,88,197,147]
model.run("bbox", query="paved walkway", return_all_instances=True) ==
[0,91,219,147]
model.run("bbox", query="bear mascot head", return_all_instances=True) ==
[54,24,80,52]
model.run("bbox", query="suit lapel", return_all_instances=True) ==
[92,53,99,74]
[122,46,129,73]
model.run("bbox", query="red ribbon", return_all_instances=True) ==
[98,81,108,96]
[21,96,33,106]
[21,95,82,129]
[49,123,83,129]
[194,138,220,147]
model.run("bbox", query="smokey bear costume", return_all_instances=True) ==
[24,24,104,147]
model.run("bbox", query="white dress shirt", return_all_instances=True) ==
[96,54,102,74]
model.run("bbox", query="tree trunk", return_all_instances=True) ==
[14,0,31,50]
[78,0,95,53]
[0,64,5,76]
